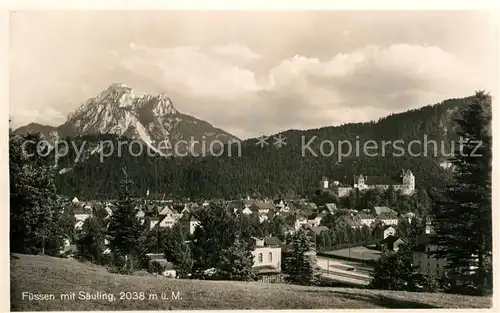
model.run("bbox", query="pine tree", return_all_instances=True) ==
[217,234,255,281]
[283,229,319,285]
[10,132,66,255]
[164,223,193,278]
[191,202,241,277]
[268,215,286,240]
[369,246,417,291]
[415,188,431,216]
[107,168,145,270]
[76,216,106,264]
[430,91,492,295]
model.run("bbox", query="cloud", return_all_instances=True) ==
[10,107,65,128]
[261,44,484,115]
[10,39,492,139]
[152,43,485,138]
[211,43,262,61]
[122,44,260,98]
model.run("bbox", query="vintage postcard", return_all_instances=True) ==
[6,3,497,311]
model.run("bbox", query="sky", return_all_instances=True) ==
[9,11,498,138]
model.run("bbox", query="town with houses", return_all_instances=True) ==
[61,169,442,285]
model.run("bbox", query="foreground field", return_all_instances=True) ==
[10,254,491,310]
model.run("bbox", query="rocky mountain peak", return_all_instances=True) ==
[16,84,239,156]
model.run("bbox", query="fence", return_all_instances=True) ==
[256,274,284,284]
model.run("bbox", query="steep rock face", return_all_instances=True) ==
[17,84,239,154]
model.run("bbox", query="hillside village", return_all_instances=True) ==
[58,168,446,284]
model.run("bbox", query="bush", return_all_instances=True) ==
[107,254,143,275]
[148,260,166,275]
[411,274,438,292]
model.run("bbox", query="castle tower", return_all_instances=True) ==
[402,170,415,195]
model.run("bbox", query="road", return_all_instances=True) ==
[316,256,372,286]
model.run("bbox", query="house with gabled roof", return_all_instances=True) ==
[243,199,256,208]
[273,199,287,211]
[227,200,244,212]
[294,214,308,230]
[149,217,160,230]
[159,204,174,216]
[158,215,176,228]
[325,203,337,213]
[358,212,376,226]
[73,205,91,217]
[379,235,406,252]
[181,203,191,214]
[158,206,182,228]
[341,214,363,229]
[376,212,399,226]
[278,203,291,214]
[303,202,318,211]
[144,203,156,214]
[250,201,274,216]
[374,206,396,215]
[252,236,282,276]
[307,213,324,228]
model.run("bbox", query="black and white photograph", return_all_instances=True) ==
[6,5,497,311]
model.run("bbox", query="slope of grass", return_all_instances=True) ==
[10,254,492,311]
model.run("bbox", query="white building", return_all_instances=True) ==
[354,169,415,195]
[74,207,92,230]
[294,216,308,230]
[358,213,376,227]
[412,235,448,278]
[242,207,253,215]
[383,225,397,239]
[321,177,329,189]
[307,214,324,228]
[158,206,182,228]
[377,212,399,226]
[149,218,159,229]
[334,186,354,198]
[252,237,282,273]
[189,216,200,235]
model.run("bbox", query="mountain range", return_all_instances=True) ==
[13,84,473,199]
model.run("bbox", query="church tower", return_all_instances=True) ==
[321,177,329,189]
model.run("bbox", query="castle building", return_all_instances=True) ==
[354,169,415,195]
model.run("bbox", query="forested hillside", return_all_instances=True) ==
[20,96,470,200]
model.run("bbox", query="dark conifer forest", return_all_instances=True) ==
[18,96,470,200]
